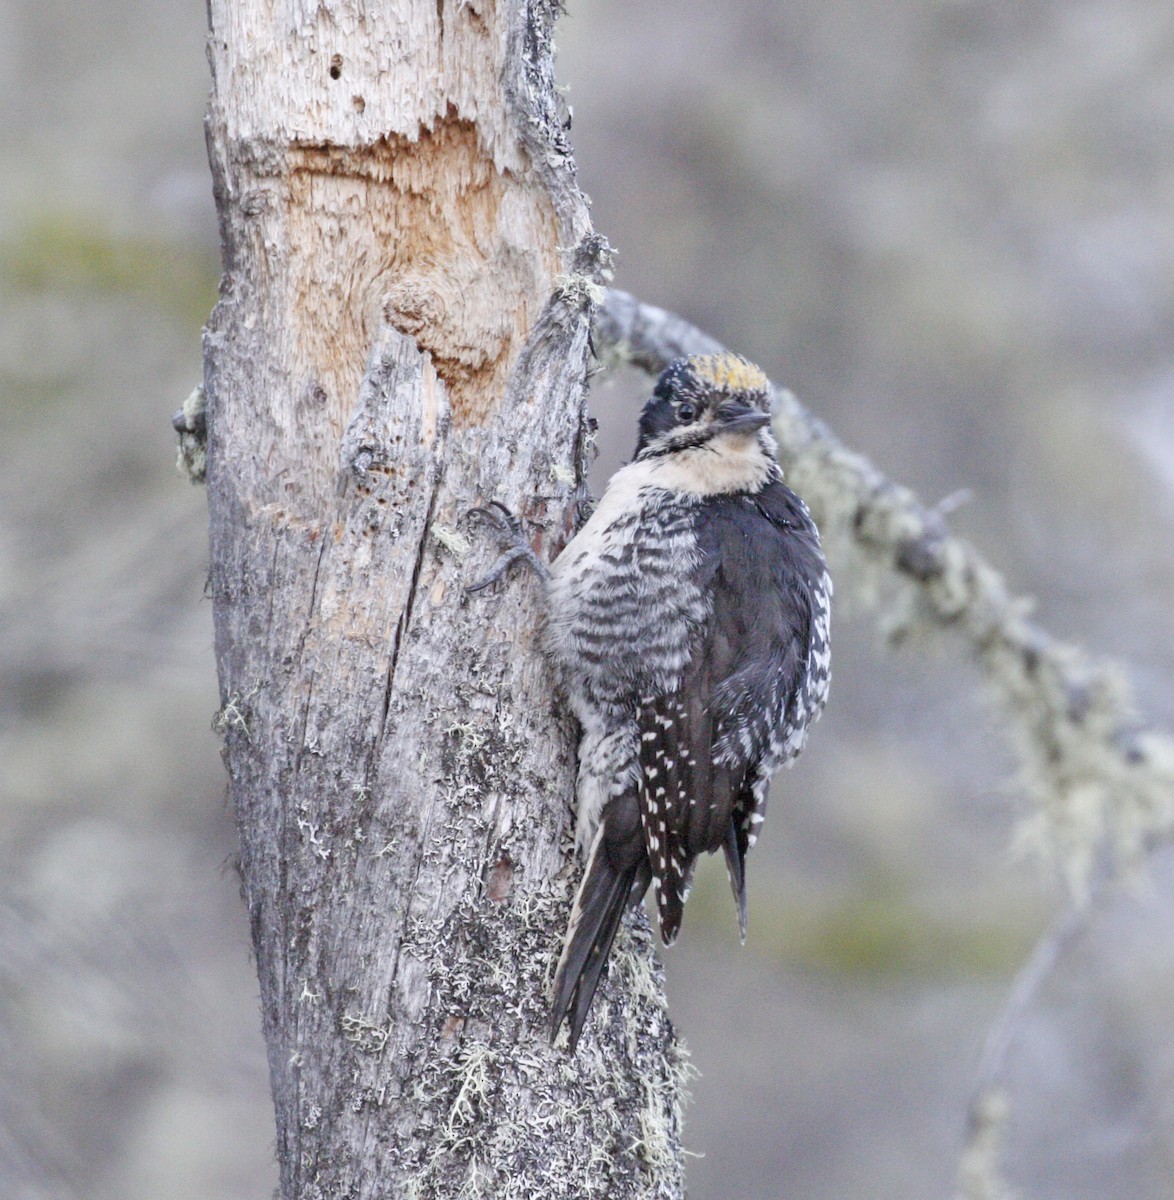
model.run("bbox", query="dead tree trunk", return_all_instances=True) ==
[201,3,686,1197]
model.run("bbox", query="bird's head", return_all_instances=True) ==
[634,353,774,463]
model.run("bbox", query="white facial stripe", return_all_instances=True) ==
[644,434,774,496]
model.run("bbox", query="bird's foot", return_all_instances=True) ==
[466,501,551,593]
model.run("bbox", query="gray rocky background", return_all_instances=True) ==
[2,1,1173,1197]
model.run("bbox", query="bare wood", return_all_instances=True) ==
[202,5,686,1197]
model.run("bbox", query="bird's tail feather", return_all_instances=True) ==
[551,828,644,1051]
[722,816,748,941]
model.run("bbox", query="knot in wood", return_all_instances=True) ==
[384,277,448,339]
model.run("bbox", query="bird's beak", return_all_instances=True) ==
[714,400,771,435]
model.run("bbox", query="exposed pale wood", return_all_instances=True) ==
[202,4,686,1197]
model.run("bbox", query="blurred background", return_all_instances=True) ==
[2,1,1174,1197]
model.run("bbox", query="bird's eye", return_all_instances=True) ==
[677,402,696,422]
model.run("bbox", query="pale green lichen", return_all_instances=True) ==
[433,524,473,559]
[554,272,607,310]
[396,884,688,1200]
[211,684,259,741]
[174,384,208,484]
[371,677,689,1199]
[340,1011,390,1055]
[295,814,332,862]
[442,1041,497,1140]
[444,721,488,756]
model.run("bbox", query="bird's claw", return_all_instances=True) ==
[465,502,550,593]
[467,501,524,538]
[466,543,534,593]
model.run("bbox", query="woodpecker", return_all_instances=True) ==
[472,353,831,1050]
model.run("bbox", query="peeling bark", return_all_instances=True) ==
[202,3,686,1197]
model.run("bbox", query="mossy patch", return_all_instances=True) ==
[681,864,1039,979]
[0,211,218,329]
[779,886,1034,978]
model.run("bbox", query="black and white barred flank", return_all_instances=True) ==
[545,353,831,1050]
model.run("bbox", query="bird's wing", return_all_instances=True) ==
[638,483,825,942]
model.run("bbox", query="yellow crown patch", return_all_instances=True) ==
[689,353,768,394]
